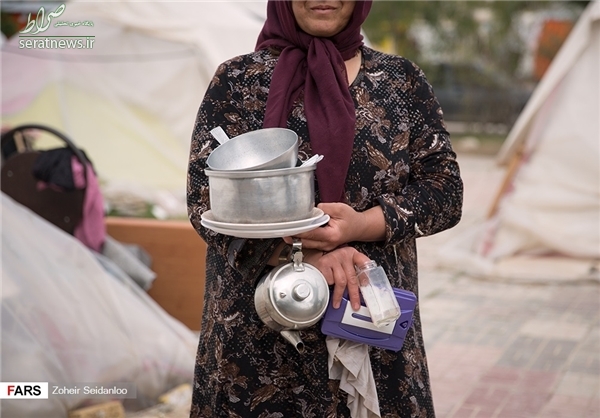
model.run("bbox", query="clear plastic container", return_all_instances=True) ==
[355,261,401,328]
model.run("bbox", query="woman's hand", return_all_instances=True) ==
[303,246,370,310]
[282,203,385,310]
[285,203,386,251]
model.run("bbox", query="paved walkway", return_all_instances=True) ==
[418,153,600,418]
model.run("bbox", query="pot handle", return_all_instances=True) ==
[291,239,305,272]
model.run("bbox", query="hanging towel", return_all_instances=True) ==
[326,336,381,418]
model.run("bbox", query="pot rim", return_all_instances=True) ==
[205,164,316,179]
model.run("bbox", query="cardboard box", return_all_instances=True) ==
[69,401,125,418]
[105,217,207,331]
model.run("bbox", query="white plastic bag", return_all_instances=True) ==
[1,193,198,417]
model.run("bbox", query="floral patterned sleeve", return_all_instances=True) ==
[187,58,279,279]
[377,63,463,244]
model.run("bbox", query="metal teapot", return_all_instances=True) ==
[254,241,329,353]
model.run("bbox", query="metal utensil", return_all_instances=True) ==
[205,164,315,223]
[254,240,329,353]
[300,154,324,167]
[210,126,230,145]
[206,128,298,171]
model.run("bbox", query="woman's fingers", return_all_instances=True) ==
[352,250,372,270]
[343,262,361,310]
[318,202,347,218]
[330,263,347,309]
[314,247,365,310]
[282,226,338,251]
[283,202,356,250]
[290,245,370,311]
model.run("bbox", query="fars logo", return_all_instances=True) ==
[0,382,48,399]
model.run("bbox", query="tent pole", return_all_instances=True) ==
[487,142,524,219]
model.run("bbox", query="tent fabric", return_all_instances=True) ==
[1,1,268,215]
[482,1,600,261]
[438,1,600,281]
[497,0,600,164]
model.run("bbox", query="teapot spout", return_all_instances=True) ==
[280,330,305,354]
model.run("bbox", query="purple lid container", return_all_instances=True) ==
[320,287,417,351]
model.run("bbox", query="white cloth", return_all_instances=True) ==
[326,337,381,418]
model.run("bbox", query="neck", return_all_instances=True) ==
[344,49,362,86]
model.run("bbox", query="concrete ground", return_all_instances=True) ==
[417,153,600,418]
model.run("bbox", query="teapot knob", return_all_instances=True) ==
[292,282,311,301]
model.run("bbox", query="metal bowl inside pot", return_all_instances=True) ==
[206,128,299,171]
[205,165,315,224]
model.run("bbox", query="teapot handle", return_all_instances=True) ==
[291,239,305,272]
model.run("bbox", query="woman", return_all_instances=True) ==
[187,1,463,416]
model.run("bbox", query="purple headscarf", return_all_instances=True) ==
[256,0,373,202]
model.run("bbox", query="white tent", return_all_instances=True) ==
[437,1,599,281]
[1,0,268,216]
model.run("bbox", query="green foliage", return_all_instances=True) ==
[362,0,588,80]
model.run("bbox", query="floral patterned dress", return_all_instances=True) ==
[187,46,463,418]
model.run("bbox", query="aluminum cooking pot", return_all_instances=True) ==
[254,241,330,353]
[205,164,316,224]
[206,127,299,171]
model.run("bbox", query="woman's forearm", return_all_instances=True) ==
[355,205,386,243]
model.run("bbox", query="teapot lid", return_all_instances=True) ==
[268,263,330,325]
